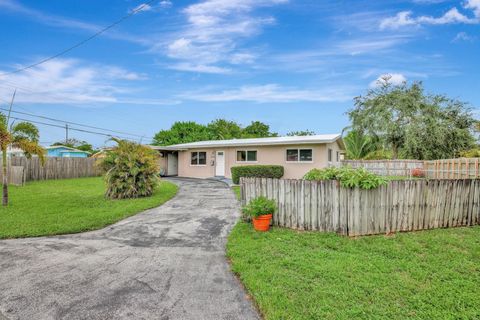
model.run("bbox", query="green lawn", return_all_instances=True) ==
[0,177,178,239]
[227,223,480,320]
[232,185,241,200]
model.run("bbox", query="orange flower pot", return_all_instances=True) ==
[252,214,273,232]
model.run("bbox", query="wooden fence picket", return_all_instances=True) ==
[240,177,480,236]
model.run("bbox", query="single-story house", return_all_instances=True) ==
[46,146,90,158]
[152,134,344,180]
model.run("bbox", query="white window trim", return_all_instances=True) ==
[190,151,207,167]
[236,150,258,163]
[285,148,314,163]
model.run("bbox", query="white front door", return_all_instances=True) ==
[167,153,178,176]
[215,151,225,176]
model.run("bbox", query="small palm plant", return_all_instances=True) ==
[0,112,45,206]
[97,138,160,199]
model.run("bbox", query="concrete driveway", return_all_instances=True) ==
[0,178,259,320]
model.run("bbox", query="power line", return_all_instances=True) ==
[8,116,141,141]
[0,107,154,140]
[0,0,157,77]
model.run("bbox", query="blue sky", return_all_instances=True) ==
[0,0,479,147]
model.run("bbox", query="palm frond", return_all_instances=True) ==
[11,122,40,142]
[12,138,46,164]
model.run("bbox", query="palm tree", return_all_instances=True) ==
[343,130,375,160]
[1,112,45,206]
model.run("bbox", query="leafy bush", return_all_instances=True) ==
[242,196,277,218]
[302,167,341,180]
[459,148,480,158]
[303,166,387,190]
[363,149,394,160]
[231,165,284,184]
[97,139,160,199]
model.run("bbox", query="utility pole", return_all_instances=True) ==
[65,123,69,144]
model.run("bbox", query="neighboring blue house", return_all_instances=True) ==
[46,145,90,158]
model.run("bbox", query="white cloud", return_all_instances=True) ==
[0,0,151,45]
[465,0,480,18]
[180,84,354,103]
[130,1,172,13]
[417,7,475,24]
[0,59,169,105]
[380,6,479,29]
[380,11,418,29]
[452,31,476,42]
[162,0,288,73]
[230,53,256,64]
[338,36,410,55]
[131,3,152,12]
[370,73,407,87]
[168,63,232,74]
[159,0,173,8]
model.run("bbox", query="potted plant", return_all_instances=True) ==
[242,196,277,232]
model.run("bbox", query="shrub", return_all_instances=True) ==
[411,168,425,178]
[97,139,160,199]
[231,165,284,184]
[459,148,480,158]
[303,166,387,190]
[302,167,340,180]
[242,196,277,218]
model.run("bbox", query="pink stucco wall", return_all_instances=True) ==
[176,142,343,180]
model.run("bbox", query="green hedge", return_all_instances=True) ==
[231,165,284,184]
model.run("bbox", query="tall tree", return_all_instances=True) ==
[1,112,45,206]
[152,121,210,146]
[348,78,476,160]
[242,121,277,138]
[286,130,316,136]
[207,119,243,140]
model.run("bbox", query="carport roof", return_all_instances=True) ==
[150,134,343,150]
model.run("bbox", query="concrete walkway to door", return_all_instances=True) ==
[0,178,259,320]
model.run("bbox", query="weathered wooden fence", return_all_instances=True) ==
[341,158,480,179]
[0,157,101,183]
[341,160,424,176]
[0,166,25,186]
[424,158,480,179]
[240,178,480,236]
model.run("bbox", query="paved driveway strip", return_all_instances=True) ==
[0,178,259,320]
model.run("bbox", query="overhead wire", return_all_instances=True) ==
[0,0,158,77]
[0,0,159,143]
[8,115,140,141]
[0,106,154,140]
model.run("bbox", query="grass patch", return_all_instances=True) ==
[232,186,241,200]
[0,177,178,239]
[227,223,480,320]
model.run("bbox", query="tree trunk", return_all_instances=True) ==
[2,149,8,206]
[392,144,398,160]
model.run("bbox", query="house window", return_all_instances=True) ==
[336,151,340,162]
[191,152,207,165]
[328,148,333,162]
[237,150,257,162]
[286,149,313,162]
